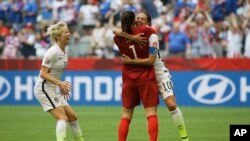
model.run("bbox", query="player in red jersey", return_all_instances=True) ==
[113,11,159,141]
[115,11,189,141]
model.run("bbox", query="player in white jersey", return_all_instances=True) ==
[114,11,189,141]
[34,22,85,141]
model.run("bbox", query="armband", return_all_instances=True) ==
[149,47,157,55]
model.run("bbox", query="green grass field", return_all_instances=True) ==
[0,106,249,141]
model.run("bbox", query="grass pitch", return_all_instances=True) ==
[0,106,249,141]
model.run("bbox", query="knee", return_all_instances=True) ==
[56,115,68,122]
[145,106,157,117]
[121,114,132,120]
[68,113,78,122]
[165,100,177,111]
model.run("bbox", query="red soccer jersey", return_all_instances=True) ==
[113,25,156,82]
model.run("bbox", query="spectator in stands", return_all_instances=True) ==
[1,0,249,59]
[236,0,248,19]
[0,0,8,23]
[99,0,112,24]
[226,13,243,58]
[242,8,250,58]
[173,0,196,18]
[208,20,227,58]
[225,0,238,15]
[22,0,38,25]
[185,10,216,58]
[91,20,114,58]
[0,19,9,55]
[153,0,164,15]
[68,29,93,58]
[79,0,99,32]
[52,0,66,22]
[108,11,121,57]
[34,31,50,58]
[140,0,159,20]
[122,0,139,13]
[18,23,36,59]
[5,0,23,25]
[109,0,123,24]
[196,0,210,12]
[210,0,227,22]
[38,0,53,24]
[1,25,20,59]
[57,0,78,28]
[173,7,192,33]
[166,21,191,58]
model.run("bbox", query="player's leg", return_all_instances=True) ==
[140,79,159,141]
[118,82,138,141]
[144,106,158,141]
[165,96,189,141]
[158,76,189,141]
[49,107,68,141]
[118,108,134,141]
[63,105,85,141]
[34,89,68,141]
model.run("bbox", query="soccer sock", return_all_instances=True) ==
[170,107,189,141]
[118,117,131,141]
[69,120,85,141]
[56,119,67,141]
[147,115,158,141]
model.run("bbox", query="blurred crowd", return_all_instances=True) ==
[0,0,250,59]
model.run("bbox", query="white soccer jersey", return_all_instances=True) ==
[35,44,68,91]
[149,34,174,99]
[149,34,169,81]
[34,44,69,111]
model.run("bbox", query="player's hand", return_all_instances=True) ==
[132,33,147,47]
[61,89,71,101]
[121,54,132,64]
[59,81,72,100]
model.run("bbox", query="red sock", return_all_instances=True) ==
[147,115,158,141]
[118,118,131,141]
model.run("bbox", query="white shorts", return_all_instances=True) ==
[157,74,174,100]
[34,87,69,112]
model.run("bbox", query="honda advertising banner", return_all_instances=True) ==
[0,71,249,106]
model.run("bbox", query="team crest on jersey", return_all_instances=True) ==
[152,42,158,48]
[45,58,50,64]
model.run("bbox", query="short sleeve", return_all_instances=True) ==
[42,49,55,68]
[149,34,159,49]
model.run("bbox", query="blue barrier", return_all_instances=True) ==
[0,71,249,106]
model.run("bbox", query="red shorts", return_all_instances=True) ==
[122,78,159,108]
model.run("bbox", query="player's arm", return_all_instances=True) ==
[121,34,158,66]
[40,66,63,86]
[113,28,147,46]
[40,51,71,95]
[121,54,155,66]
[40,66,71,99]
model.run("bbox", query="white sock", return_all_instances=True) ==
[56,120,67,141]
[170,107,188,140]
[170,107,184,126]
[69,120,84,141]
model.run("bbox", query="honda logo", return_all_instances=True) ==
[188,74,235,104]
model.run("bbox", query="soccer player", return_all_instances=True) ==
[113,11,159,141]
[116,11,189,141]
[34,22,85,141]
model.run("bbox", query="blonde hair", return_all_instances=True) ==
[46,22,68,41]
